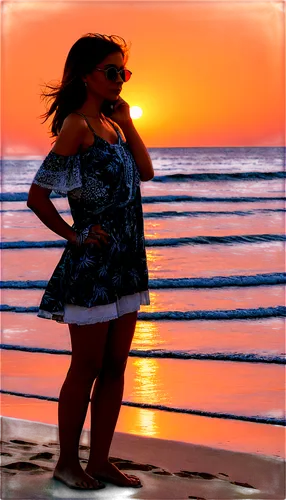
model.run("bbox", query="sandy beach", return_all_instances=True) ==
[1,415,285,499]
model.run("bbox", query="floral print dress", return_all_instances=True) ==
[32,113,150,324]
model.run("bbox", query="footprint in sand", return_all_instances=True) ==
[179,470,256,494]
[175,471,218,479]
[115,461,155,471]
[1,461,51,472]
[78,444,89,450]
[152,470,173,475]
[29,452,54,461]
[1,462,45,471]
[10,439,37,446]
[2,471,17,476]
[109,457,133,463]
[6,443,34,451]
[230,481,256,493]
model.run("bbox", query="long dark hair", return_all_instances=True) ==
[39,33,130,140]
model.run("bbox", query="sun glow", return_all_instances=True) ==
[130,106,143,120]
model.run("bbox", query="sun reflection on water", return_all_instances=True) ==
[144,248,161,278]
[133,408,157,436]
[133,358,161,401]
[131,357,162,436]
[133,317,166,350]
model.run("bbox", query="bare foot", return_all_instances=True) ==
[86,460,143,488]
[53,464,106,490]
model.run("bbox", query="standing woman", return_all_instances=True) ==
[27,33,153,491]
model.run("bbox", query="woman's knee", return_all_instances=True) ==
[68,357,103,382]
[99,356,128,380]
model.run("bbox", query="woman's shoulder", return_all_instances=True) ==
[61,112,88,130]
[51,113,87,156]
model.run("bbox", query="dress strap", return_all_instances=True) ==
[105,117,123,141]
[73,112,122,142]
[73,112,96,135]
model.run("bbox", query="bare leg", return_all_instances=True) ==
[53,320,109,490]
[85,310,142,487]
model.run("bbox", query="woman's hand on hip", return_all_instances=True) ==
[85,224,110,248]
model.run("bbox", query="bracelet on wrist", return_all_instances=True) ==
[75,224,93,247]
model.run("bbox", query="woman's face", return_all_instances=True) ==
[86,51,125,101]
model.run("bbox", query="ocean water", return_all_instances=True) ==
[1,146,285,455]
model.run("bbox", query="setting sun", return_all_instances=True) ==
[130,106,143,120]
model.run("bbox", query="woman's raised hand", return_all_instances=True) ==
[110,96,132,127]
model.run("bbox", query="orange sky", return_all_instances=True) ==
[1,0,285,156]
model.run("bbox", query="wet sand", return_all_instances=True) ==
[1,416,284,499]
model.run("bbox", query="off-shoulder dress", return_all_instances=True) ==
[32,113,150,325]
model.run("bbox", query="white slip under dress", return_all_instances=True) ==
[61,290,150,325]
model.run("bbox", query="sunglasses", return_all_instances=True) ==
[94,67,132,82]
